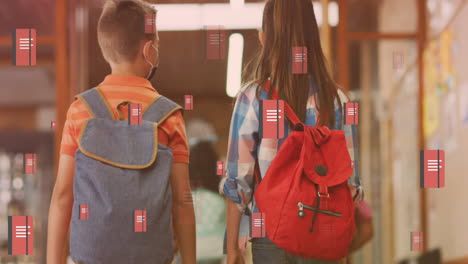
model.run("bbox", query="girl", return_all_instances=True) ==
[219,0,362,263]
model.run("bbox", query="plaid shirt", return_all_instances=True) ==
[219,83,362,237]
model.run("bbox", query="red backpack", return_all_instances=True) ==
[254,95,356,262]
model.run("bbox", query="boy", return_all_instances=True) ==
[46,1,196,263]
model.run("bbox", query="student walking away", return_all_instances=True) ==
[46,1,196,263]
[189,141,226,264]
[219,0,363,263]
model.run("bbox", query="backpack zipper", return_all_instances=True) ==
[297,202,342,217]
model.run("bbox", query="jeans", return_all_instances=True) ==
[252,237,339,264]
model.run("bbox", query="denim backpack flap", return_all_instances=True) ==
[78,119,158,168]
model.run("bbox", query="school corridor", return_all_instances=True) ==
[0,0,467,263]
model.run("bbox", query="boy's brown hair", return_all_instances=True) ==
[98,0,156,64]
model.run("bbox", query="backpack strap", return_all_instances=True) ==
[76,87,116,120]
[143,96,183,124]
[264,80,302,127]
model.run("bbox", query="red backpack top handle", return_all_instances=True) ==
[284,102,302,127]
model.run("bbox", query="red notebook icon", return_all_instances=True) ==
[217,161,225,176]
[420,150,445,188]
[134,210,147,232]
[251,212,266,238]
[13,29,36,66]
[79,204,89,220]
[291,47,308,74]
[8,216,33,255]
[410,232,423,251]
[344,102,359,125]
[184,95,193,110]
[205,26,226,60]
[259,100,285,139]
[144,14,156,34]
[24,153,36,175]
[128,103,142,125]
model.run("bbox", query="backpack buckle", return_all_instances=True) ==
[317,185,329,209]
[317,192,330,198]
[317,185,329,198]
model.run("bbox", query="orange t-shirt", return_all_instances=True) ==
[59,74,189,163]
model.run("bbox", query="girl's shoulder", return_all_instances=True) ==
[331,88,349,112]
[235,82,266,112]
[335,88,349,104]
[239,81,274,102]
[239,82,261,99]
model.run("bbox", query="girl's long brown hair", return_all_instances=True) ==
[245,0,341,127]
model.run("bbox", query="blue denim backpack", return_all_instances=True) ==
[70,87,181,264]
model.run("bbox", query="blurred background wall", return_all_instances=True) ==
[426,2,468,260]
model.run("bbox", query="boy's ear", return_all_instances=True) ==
[141,40,152,58]
[258,31,265,47]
